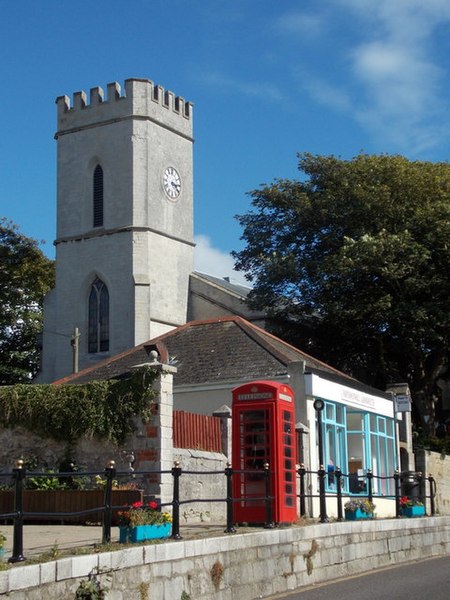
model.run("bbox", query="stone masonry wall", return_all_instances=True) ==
[173,448,228,523]
[415,449,450,515]
[0,426,133,476]
[1,517,449,599]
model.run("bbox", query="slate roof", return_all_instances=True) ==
[54,316,391,399]
[192,272,252,298]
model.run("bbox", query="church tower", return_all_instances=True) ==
[39,79,194,382]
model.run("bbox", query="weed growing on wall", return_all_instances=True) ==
[0,366,159,445]
[75,573,108,599]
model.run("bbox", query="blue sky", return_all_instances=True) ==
[1,0,449,285]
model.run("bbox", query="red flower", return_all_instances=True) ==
[400,496,409,506]
[148,501,158,510]
[132,501,143,509]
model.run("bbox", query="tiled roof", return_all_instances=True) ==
[53,316,391,399]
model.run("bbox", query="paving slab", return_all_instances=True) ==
[0,522,231,561]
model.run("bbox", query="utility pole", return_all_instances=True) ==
[71,327,80,374]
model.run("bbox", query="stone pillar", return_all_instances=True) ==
[131,359,177,506]
[213,405,232,457]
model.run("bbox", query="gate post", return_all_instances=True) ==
[102,460,116,544]
[9,460,26,564]
[171,460,182,539]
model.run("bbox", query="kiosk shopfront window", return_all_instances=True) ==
[319,400,396,495]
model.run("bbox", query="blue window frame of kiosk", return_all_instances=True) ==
[323,402,347,492]
[321,400,396,495]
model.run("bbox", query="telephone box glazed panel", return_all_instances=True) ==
[232,381,297,525]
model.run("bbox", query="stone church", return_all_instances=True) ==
[38,78,262,383]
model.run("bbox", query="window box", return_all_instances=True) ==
[401,505,425,518]
[345,508,374,520]
[119,523,172,543]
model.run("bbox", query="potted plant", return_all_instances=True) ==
[118,500,172,543]
[399,496,425,517]
[344,498,375,520]
[0,532,6,560]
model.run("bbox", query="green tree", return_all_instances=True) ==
[0,219,55,384]
[233,153,450,432]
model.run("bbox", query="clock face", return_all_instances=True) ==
[163,167,181,199]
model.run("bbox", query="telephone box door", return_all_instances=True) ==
[233,405,274,524]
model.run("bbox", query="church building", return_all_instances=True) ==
[38,78,260,383]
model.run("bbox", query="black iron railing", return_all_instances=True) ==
[0,460,275,563]
[0,461,437,563]
[297,465,437,523]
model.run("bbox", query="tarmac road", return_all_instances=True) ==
[264,555,450,600]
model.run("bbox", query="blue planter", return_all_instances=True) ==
[345,508,373,521]
[401,505,425,517]
[119,523,172,543]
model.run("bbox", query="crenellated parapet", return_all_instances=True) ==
[56,78,193,138]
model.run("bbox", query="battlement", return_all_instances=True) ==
[56,78,193,136]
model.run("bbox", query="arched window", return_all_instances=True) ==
[88,277,109,353]
[93,165,104,227]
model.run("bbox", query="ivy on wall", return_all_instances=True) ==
[0,367,159,445]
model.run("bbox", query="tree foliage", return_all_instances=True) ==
[0,219,55,384]
[233,153,450,430]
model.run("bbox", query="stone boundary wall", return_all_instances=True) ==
[1,517,449,599]
[174,448,228,523]
[415,449,450,515]
[0,426,132,475]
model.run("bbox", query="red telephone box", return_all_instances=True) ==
[232,381,297,524]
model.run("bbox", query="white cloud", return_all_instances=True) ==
[198,71,284,103]
[194,234,250,287]
[284,0,450,154]
[343,0,450,151]
[301,78,352,113]
[275,10,327,38]
[352,42,441,117]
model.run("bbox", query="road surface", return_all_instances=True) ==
[265,555,450,600]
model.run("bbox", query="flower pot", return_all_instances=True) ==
[345,508,373,520]
[119,523,172,543]
[0,547,5,561]
[401,505,425,518]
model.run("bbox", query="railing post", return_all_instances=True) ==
[428,473,436,516]
[171,460,182,539]
[102,460,116,545]
[9,459,26,563]
[298,464,306,517]
[318,465,329,523]
[224,463,236,533]
[263,462,274,528]
[394,470,401,518]
[335,466,343,521]
[366,469,373,504]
